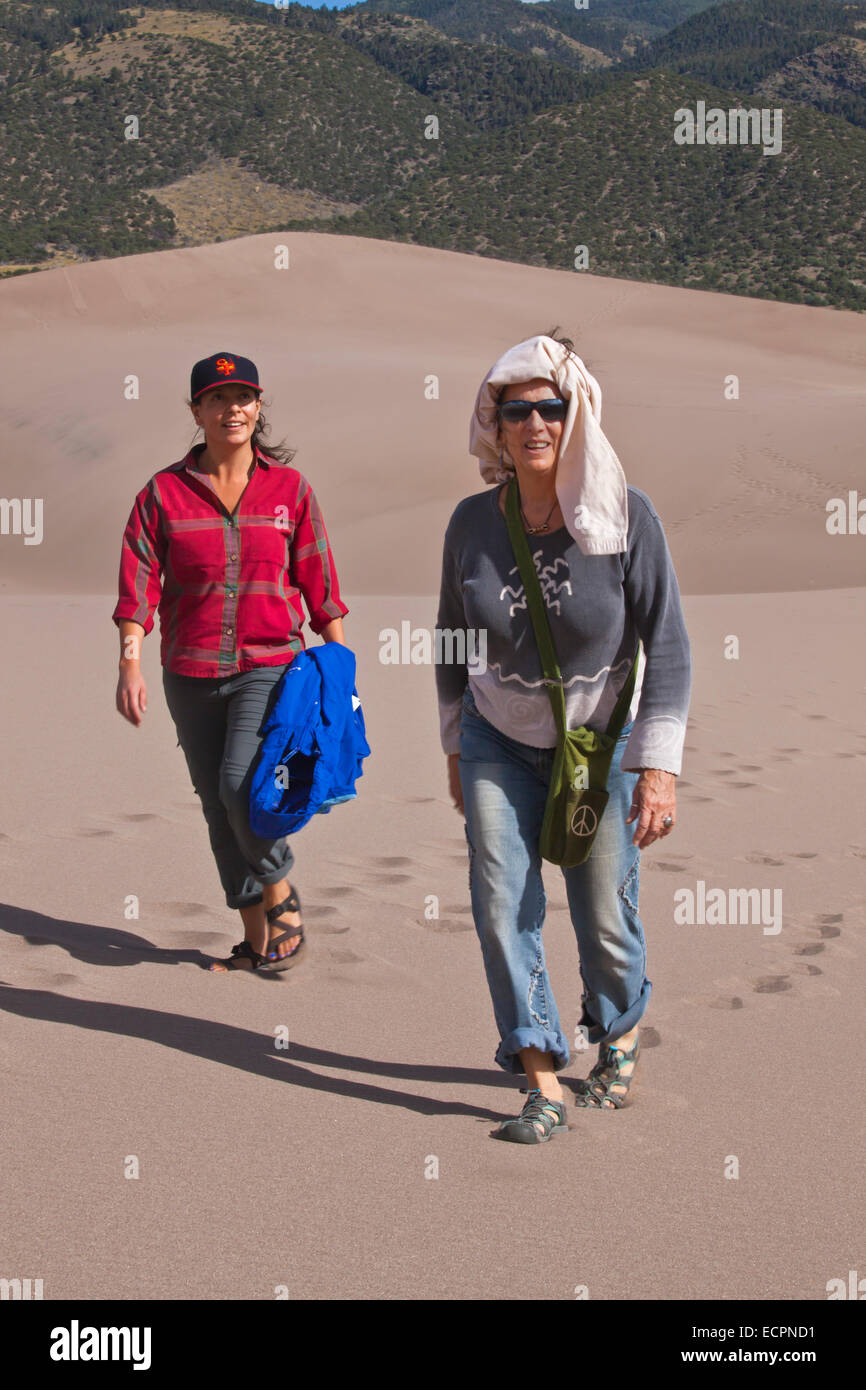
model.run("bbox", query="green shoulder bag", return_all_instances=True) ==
[504,477,639,867]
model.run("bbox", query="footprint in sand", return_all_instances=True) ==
[795,942,825,956]
[792,852,818,859]
[708,996,745,1010]
[644,860,691,873]
[168,930,225,946]
[752,976,792,994]
[745,853,784,866]
[154,901,211,917]
[815,914,843,930]
[311,906,351,935]
[423,905,474,933]
[640,1026,662,1047]
[321,886,361,899]
[118,813,164,823]
[325,948,363,964]
[373,857,414,868]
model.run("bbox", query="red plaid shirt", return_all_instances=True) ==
[112,443,348,676]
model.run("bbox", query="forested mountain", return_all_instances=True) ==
[357,0,728,63]
[326,67,865,309]
[644,0,862,84]
[637,0,866,126]
[0,0,863,310]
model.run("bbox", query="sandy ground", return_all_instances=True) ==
[0,234,864,1299]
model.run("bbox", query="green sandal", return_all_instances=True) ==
[574,1035,640,1109]
[494,1088,569,1144]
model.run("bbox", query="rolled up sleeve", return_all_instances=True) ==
[621,510,692,776]
[289,478,349,635]
[111,481,164,636]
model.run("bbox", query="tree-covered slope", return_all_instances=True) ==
[323,68,866,310]
[0,0,862,311]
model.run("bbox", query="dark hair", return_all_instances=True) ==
[186,393,297,465]
[541,325,578,358]
[251,405,296,465]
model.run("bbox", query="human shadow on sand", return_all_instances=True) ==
[0,902,212,969]
[0,979,535,1122]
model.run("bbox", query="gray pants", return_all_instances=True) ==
[162,664,294,910]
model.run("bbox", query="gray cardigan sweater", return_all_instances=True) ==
[434,483,691,775]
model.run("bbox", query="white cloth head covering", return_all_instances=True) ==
[469,334,628,555]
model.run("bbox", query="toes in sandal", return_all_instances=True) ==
[209,939,268,972]
[574,1035,640,1109]
[259,885,306,973]
[493,1087,569,1144]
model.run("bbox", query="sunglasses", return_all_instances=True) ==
[498,398,567,424]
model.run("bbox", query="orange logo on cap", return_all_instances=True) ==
[215,357,236,376]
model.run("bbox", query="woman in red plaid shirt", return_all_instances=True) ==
[113,352,349,973]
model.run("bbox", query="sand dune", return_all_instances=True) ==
[0,235,864,1300]
[1,233,863,597]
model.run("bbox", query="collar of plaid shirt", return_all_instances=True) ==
[112,440,348,678]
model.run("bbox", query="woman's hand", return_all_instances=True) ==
[626,768,677,848]
[116,666,148,727]
[447,753,464,815]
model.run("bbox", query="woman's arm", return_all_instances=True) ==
[319,617,346,646]
[288,479,349,638]
[116,619,148,726]
[112,482,164,728]
[621,501,692,777]
[435,514,469,814]
[621,497,691,846]
[435,516,469,761]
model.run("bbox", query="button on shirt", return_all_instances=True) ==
[112,443,349,677]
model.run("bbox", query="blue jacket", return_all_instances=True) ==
[249,644,370,837]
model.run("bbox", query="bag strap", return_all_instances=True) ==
[503,477,639,740]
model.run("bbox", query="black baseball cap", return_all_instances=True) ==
[190,352,261,401]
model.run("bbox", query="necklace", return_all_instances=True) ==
[518,491,559,534]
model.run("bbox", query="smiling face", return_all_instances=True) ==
[191,382,261,450]
[497,377,565,478]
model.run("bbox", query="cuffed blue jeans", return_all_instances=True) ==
[458,685,651,1074]
[162,664,295,910]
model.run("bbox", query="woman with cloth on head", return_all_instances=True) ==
[112,352,349,973]
[435,331,692,1142]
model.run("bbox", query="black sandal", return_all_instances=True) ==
[208,939,269,972]
[493,1088,569,1144]
[259,885,306,972]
